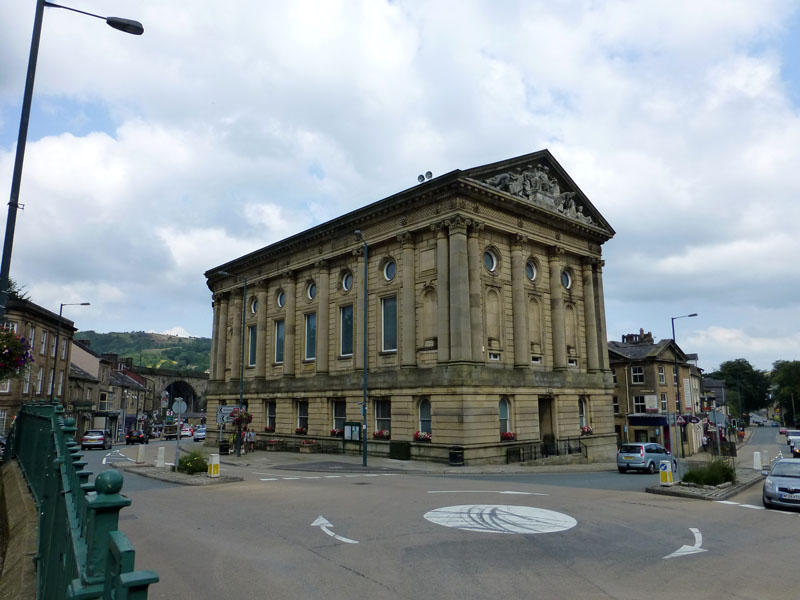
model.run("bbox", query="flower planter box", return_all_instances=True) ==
[299,444,319,454]
[266,440,285,451]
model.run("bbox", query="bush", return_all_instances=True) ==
[177,450,208,474]
[682,460,736,486]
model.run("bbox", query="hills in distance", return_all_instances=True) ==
[76,331,211,373]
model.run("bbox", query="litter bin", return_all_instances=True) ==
[219,439,230,454]
[449,446,464,466]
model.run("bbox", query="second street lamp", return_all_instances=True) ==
[0,0,143,323]
[49,301,90,402]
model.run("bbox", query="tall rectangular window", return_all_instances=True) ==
[247,325,257,367]
[340,305,353,357]
[0,380,9,393]
[40,330,48,355]
[23,368,30,394]
[661,393,668,412]
[274,320,285,364]
[48,369,54,395]
[375,399,391,432]
[633,395,646,412]
[381,296,397,352]
[658,366,665,384]
[266,400,276,429]
[29,326,35,351]
[36,368,43,394]
[50,336,56,358]
[673,366,678,384]
[297,400,309,431]
[57,371,64,396]
[305,313,316,360]
[632,366,644,384]
[61,339,67,360]
[0,410,6,436]
[332,400,346,430]
[612,396,619,414]
[99,392,109,411]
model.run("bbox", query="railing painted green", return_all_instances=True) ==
[5,402,158,599]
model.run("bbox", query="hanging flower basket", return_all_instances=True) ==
[231,411,253,428]
[0,330,33,382]
[414,431,432,442]
[580,425,593,435]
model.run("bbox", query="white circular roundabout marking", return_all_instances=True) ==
[424,504,577,535]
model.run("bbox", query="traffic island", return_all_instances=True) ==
[112,463,243,486]
[646,468,763,501]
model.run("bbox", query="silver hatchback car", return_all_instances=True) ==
[762,458,800,510]
[617,442,677,474]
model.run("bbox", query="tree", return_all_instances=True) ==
[771,361,800,426]
[7,278,29,300]
[707,359,770,416]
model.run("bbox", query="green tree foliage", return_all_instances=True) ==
[75,331,211,373]
[707,358,770,416]
[771,361,800,426]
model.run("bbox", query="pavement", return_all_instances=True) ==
[115,428,768,500]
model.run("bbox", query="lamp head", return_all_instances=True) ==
[354,230,364,241]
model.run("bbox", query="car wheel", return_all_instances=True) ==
[762,497,771,509]
[618,467,626,473]
[648,462,656,474]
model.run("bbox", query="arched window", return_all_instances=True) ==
[579,398,587,428]
[419,398,431,434]
[499,398,510,434]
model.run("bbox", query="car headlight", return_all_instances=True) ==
[764,477,775,491]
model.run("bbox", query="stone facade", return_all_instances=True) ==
[0,297,77,435]
[204,150,617,464]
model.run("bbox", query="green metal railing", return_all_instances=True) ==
[5,402,158,599]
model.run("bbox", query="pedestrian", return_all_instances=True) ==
[702,434,709,452]
[248,429,256,453]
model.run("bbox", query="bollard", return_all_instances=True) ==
[659,460,674,486]
[208,453,220,478]
[136,444,146,464]
[155,446,166,468]
[753,451,761,470]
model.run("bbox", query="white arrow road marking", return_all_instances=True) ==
[102,450,136,465]
[311,516,359,544]
[664,528,707,559]
[427,490,548,496]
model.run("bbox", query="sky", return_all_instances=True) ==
[1,0,800,374]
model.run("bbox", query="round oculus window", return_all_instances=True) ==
[307,282,316,300]
[384,260,397,281]
[483,250,498,272]
[277,291,285,308]
[526,260,537,282]
[342,272,353,292]
[250,297,258,314]
[561,270,572,290]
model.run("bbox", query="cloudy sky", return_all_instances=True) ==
[1,1,799,373]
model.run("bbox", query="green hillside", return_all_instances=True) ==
[75,331,211,373]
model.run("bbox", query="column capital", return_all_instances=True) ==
[510,233,526,249]
[444,214,469,234]
[282,270,296,283]
[213,291,230,303]
[581,256,599,268]
[352,246,365,257]
[467,219,484,235]
[397,231,414,247]
[251,280,269,292]
[314,258,329,270]
[548,245,565,259]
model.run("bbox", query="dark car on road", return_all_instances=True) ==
[617,442,677,474]
[81,430,112,451]
[125,430,149,445]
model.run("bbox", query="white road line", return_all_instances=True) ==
[714,501,739,505]
[428,490,548,496]
[324,475,342,478]
[303,476,321,479]
[740,504,765,510]
[363,474,379,477]
[380,473,397,476]
[311,516,359,544]
[259,478,278,481]
[282,477,301,480]
[663,528,707,559]
[344,474,360,478]
[252,472,276,475]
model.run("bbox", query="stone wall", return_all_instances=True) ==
[0,460,37,600]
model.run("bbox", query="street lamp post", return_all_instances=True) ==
[354,230,368,467]
[671,312,697,469]
[217,271,247,457]
[0,0,143,322]
[49,301,89,402]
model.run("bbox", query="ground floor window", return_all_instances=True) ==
[499,398,510,434]
[578,398,587,428]
[633,395,646,413]
[332,400,346,430]
[297,400,308,431]
[375,399,391,432]
[0,409,6,435]
[419,398,431,434]
[266,400,276,429]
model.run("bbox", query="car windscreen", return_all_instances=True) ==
[772,463,800,478]
[619,444,641,453]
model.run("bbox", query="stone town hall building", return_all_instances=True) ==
[205,150,616,464]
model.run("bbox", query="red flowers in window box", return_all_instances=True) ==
[330,428,344,437]
[300,439,316,445]
[264,426,274,433]
[414,431,431,442]
[373,430,390,440]
[501,431,516,441]
[295,427,307,435]
[580,425,593,435]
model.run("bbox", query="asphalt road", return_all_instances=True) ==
[106,431,798,600]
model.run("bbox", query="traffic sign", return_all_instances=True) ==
[172,398,187,414]
[689,416,700,424]
[676,415,686,426]
[217,406,236,424]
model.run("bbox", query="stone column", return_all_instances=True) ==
[548,246,567,370]
[511,235,529,367]
[399,233,417,367]
[230,291,243,381]
[214,293,229,381]
[582,258,600,372]
[353,247,366,368]
[209,296,219,380]
[316,260,330,373]
[594,260,610,370]
[255,283,268,378]
[467,221,484,363]
[448,215,471,362]
[283,272,296,377]
[433,223,450,363]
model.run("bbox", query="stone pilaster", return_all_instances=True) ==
[594,260,610,370]
[447,215,471,362]
[582,258,600,372]
[432,223,450,363]
[214,293,229,380]
[353,247,365,369]
[467,220,484,363]
[209,296,219,380]
[255,283,268,378]
[230,291,243,381]
[316,260,329,373]
[283,271,296,377]
[548,246,567,370]
[511,235,529,367]
[398,233,416,367]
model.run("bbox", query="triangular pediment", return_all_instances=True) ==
[461,149,614,236]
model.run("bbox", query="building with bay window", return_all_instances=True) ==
[205,150,617,464]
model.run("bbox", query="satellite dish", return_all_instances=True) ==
[417,174,425,183]
[425,171,432,180]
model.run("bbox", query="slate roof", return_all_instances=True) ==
[110,370,145,391]
[69,363,98,382]
[608,338,675,361]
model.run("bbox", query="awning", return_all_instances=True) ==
[627,414,669,427]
